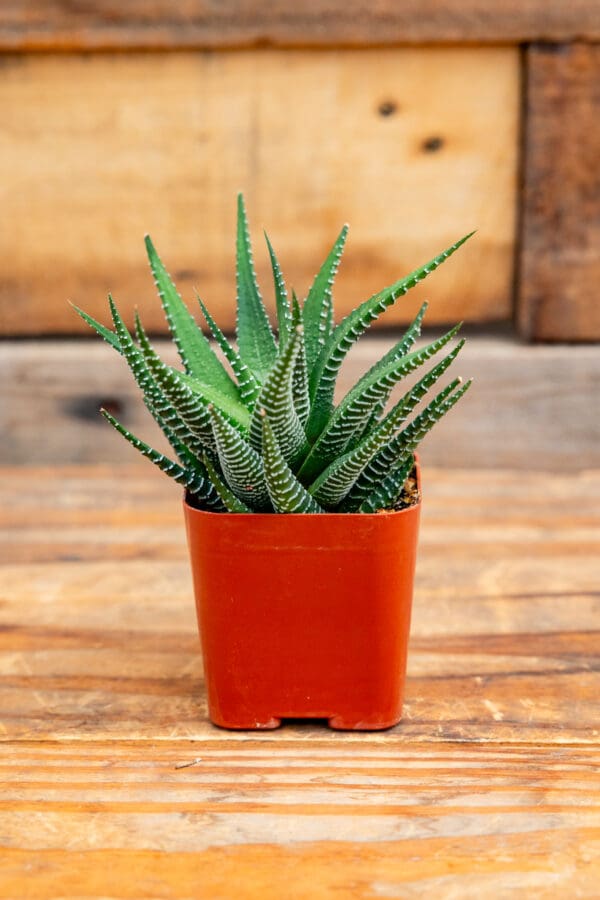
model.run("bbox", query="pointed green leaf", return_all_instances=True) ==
[108,299,209,459]
[135,324,219,449]
[306,232,474,440]
[197,294,260,407]
[235,194,277,379]
[298,324,462,483]
[292,298,311,428]
[309,371,468,508]
[265,232,292,347]
[343,378,472,510]
[135,314,251,432]
[201,452,252,513]
[376,338,465,432]
[248,326,308,468]
[261,413,323,514]
[358,454,416,514]
[302,224,348,371]
[144,234,239,400]
[71,304,121,353]
[101,409,222,509]
[209,405,270,511]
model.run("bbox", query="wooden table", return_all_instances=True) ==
[1,465,599,898]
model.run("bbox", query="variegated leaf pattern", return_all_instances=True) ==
[302,224,348,371]
[343,378,472,511]
[310,373,471,509]
[201,452,252,513]
[78,195,473,513]
[261,414,323,514]
[197,294,260,408]
[134,322,217,451]
[265,232,292,347]
[287,293,311,427]
[209,405,271,511]
[101,410,223,509]
[107,299,209,460]
[235,194,278,379]
[359,453,415,514]
[144,235,239,401]
[248,327,308,468]
[298,324,462,483]
[306,232,474,440]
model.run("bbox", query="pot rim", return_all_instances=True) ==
[184,456,421,520]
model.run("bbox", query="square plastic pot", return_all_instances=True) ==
[184,464,421,731]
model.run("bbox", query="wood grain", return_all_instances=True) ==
[0,1,598,48]
[0,464,598,896]
[1,465,598,743]
[0,742,599,898]
[0,48,518,335]
[2,335,599,469]
[518,43,600,341]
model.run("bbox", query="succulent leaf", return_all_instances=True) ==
[302,224,348,371]
[344,378,472,510]
[359,454,416,513]
[306,233,474,440]
[209,405,271,511]
[133,316,251,433]
[347,303,428,443]
[298,324,462,483]
[105,298,209,459]
[235,194,278,379]
[76,198,473,514]
[261,414,323,514]
[291,298,311,428]
[196,294,260,407]
[101,409,223,509]
[265,232,292,347]
[72,304,122,352]
[134,325,218,450]
[144,235,239,401]
[202,452,252,513]
[309,367,469,509]
[248,326,309,468]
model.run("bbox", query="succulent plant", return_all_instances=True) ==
[74,195,472,514]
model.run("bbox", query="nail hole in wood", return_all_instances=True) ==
[378,100,398,118]
[422,136,444,153]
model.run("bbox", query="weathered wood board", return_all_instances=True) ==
[0,464,598,896]
[1,465,599,743]
[1,741,599,899]
[0,0,598,48]
[2,336,599,469]
[518,43,600,341]
[0,48,518,335]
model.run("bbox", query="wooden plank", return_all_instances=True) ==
[0,741,599,899]
[0,49,518,335]
[0,465,598,743]
[2,336,599,469]
[1,464,598,895]
[0,1,599,48]
[518,43,600,341]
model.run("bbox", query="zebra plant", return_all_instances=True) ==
[74,195,473,514]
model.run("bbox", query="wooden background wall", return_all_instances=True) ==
[0,47,518,335]
[0,1,598,341]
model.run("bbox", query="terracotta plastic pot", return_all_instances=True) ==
[184,462,421,731]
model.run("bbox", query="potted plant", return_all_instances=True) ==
[75,195,472,730]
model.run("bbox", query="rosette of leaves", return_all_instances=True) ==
[74,195,473,514]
